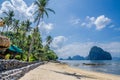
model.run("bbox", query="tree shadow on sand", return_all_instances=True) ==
[41,68,96,79]
[52,70,96,79]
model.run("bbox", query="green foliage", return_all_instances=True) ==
[29,55,39,62]
[15,55,21,60]
[0,0,58,62]
[45,50,58,60]
[34,0,55,26]
[5,54,11,59]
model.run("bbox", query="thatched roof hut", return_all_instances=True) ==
[0,35,10,51]
[0,21,5,27]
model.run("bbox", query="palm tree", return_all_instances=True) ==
[25,20,32,32]
[45,35,52,49]
[22,20,32,62]
[12,19,20,33]
[3,10,14,32]
[27,0,55,62]
[34,0,55,26]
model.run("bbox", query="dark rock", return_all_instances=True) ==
[59,58,64,60]
[72,55,85,60]
[60,55,85,60]
[82,63,105,66]
[0,61,44,80]
[87,46,112,60]
[67,56,72,60]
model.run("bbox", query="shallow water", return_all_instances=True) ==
[60,60,120,75]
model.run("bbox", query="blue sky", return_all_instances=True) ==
[47,0,120,43]
[0,0,120,58]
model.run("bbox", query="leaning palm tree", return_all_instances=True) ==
[46,35,52,47]
[44,35,52,52]
[27,0,55,62]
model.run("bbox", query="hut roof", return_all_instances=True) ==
[0,35,10,51]
[8,45,23,53]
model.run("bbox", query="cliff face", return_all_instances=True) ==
[87,46,112,60]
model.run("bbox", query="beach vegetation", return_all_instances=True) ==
[0,0,58,62]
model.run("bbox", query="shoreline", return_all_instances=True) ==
[19,62,120,80]
[64,62,120,76]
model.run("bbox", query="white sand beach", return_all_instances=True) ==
[19,62,120,80]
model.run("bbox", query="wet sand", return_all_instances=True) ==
[19,62,120,80]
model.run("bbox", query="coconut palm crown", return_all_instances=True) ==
[34,0,55,26]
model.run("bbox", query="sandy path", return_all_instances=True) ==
[19,62,120,80]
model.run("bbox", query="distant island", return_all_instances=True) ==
[60,55,85,60]
[60,46,112,60]
[87,46,112,60]
[112,57,120,60]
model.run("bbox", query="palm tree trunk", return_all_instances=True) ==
[27,37,34,62]
[27,18,40,62]
[0,26,6,35]
[2,26,5,32]
[36,17,40,27]
[6,25,9,36]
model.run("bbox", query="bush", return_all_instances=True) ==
[29,55,38,62]
[15,55,21,60]
[5,54,11,59]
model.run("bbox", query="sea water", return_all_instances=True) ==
[60,60,120,75]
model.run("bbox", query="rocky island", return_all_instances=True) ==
[87,46,112,60]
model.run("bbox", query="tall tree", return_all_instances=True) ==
[21,20,32,62]
[3,10,14,33]
[28,0,55,62]
[12,19,20,33]
[34,0,55,26]
[24,20,32,33]
[45,35,52,49]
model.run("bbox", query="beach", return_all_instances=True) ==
[19,62,120,80]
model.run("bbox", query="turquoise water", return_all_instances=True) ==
[60,60,120,75]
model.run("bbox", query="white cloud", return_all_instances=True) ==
[0,0,37,22]
[0,0,54,34]
[70,18,81,25]
[51,36,67,49]
[54,42,120,58]
[81,16,96,28]
[83,15,111,30]
[94,15,111,30]
[38,21,54,35]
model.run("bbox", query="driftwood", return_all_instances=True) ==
[0,35,10,51]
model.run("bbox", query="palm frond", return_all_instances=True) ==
[3,11,9,16]
[44,10,49,18]
[33,9,39,15]
[34,13,41,23]
[34,1,40,7]
[46,8,55,14]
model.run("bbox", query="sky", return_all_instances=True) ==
[0,0,120,58]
